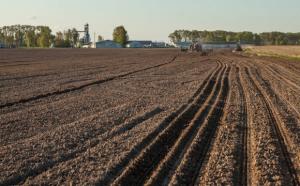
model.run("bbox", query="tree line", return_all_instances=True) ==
[0,25,84,48]
[0,24,129,48]
[169,30,300,45]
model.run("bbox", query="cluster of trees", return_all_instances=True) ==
[0,25,83,48]
[169,30,300,45]
[54,29,79,48]
[0,25,53,48]
[0,24,129,48]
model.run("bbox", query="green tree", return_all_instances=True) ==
[64,29,72,41]
[253,34,262,45]
[24,29,36,47]
[168,33,176,43]
[64,29,73,47]
[239,32,254,43]
[0,32,4,43]
[54,32,65,47]
[190,30,200,42]
[182,30,190,42]
[37,26,52,48]
[71,28,79,47]
[226,34,232,42]
[169,30,182,43]
[97,35,104,42]
[113,26,128,47]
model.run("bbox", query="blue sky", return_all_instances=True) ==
[1,0,299,41]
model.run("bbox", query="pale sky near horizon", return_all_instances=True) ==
[1,0,299,41]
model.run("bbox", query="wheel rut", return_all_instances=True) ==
[245,67,299,185]
[236,67,249,186]
[169,66,230,186]
[111,61,227,186]
[95,59,222,185]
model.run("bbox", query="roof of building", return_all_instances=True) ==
[96,40,122,48]
[127,40,152,45]
[96,40,117,43]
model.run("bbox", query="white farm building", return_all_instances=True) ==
[95,40,122,48]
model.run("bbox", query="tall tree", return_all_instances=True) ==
[182,30,190,42]
[54,32,65,47]
[97,35,104,42]
[71,28,79,47]
[24,29,36,47]
[113,26,128,47]
[37,26,52,48]
[253,34,262,45]
[168,33,176,43]
[190,30,200,42]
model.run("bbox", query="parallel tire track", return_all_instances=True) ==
[251,67,300,140]
[236,67,249,186]
[169,66,230,186]
[145,64,227,186]
[261,65,300,117]
[0,55,179,109]
[245,67,299,185]
[265,65,300,91]
[96,59,222,185]
[111,62,226,186]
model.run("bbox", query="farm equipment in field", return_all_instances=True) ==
[233,43,243,52]
[189,42,202,52]
[180,42,213,56]
[189,42,213,56]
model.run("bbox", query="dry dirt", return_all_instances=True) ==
[0,48,299,185]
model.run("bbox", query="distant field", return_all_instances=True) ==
[246,45,300,59]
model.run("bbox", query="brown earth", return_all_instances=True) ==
[0,48,299,185]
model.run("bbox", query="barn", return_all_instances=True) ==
[152,42,167,48]
[95,40,122,48]
[126,41,152,48]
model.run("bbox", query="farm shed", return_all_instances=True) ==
[126,41,152,48]
[152,42,167,48]
[96,40,122,48]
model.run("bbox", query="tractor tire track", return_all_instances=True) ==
[144,64,227,186]
[269,65,300,86]
[251,67,300,141]
[236,66,249,186]
[264,65,300,91]
[260,65,300,116]
[111,62,226,186]
[195,64,248,186]
[245,67,299,185]
[168,66,230,186]
[95,59,222,185]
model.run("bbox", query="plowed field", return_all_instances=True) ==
[0,49,299,185]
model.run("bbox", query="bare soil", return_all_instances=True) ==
[0,48,299,185]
